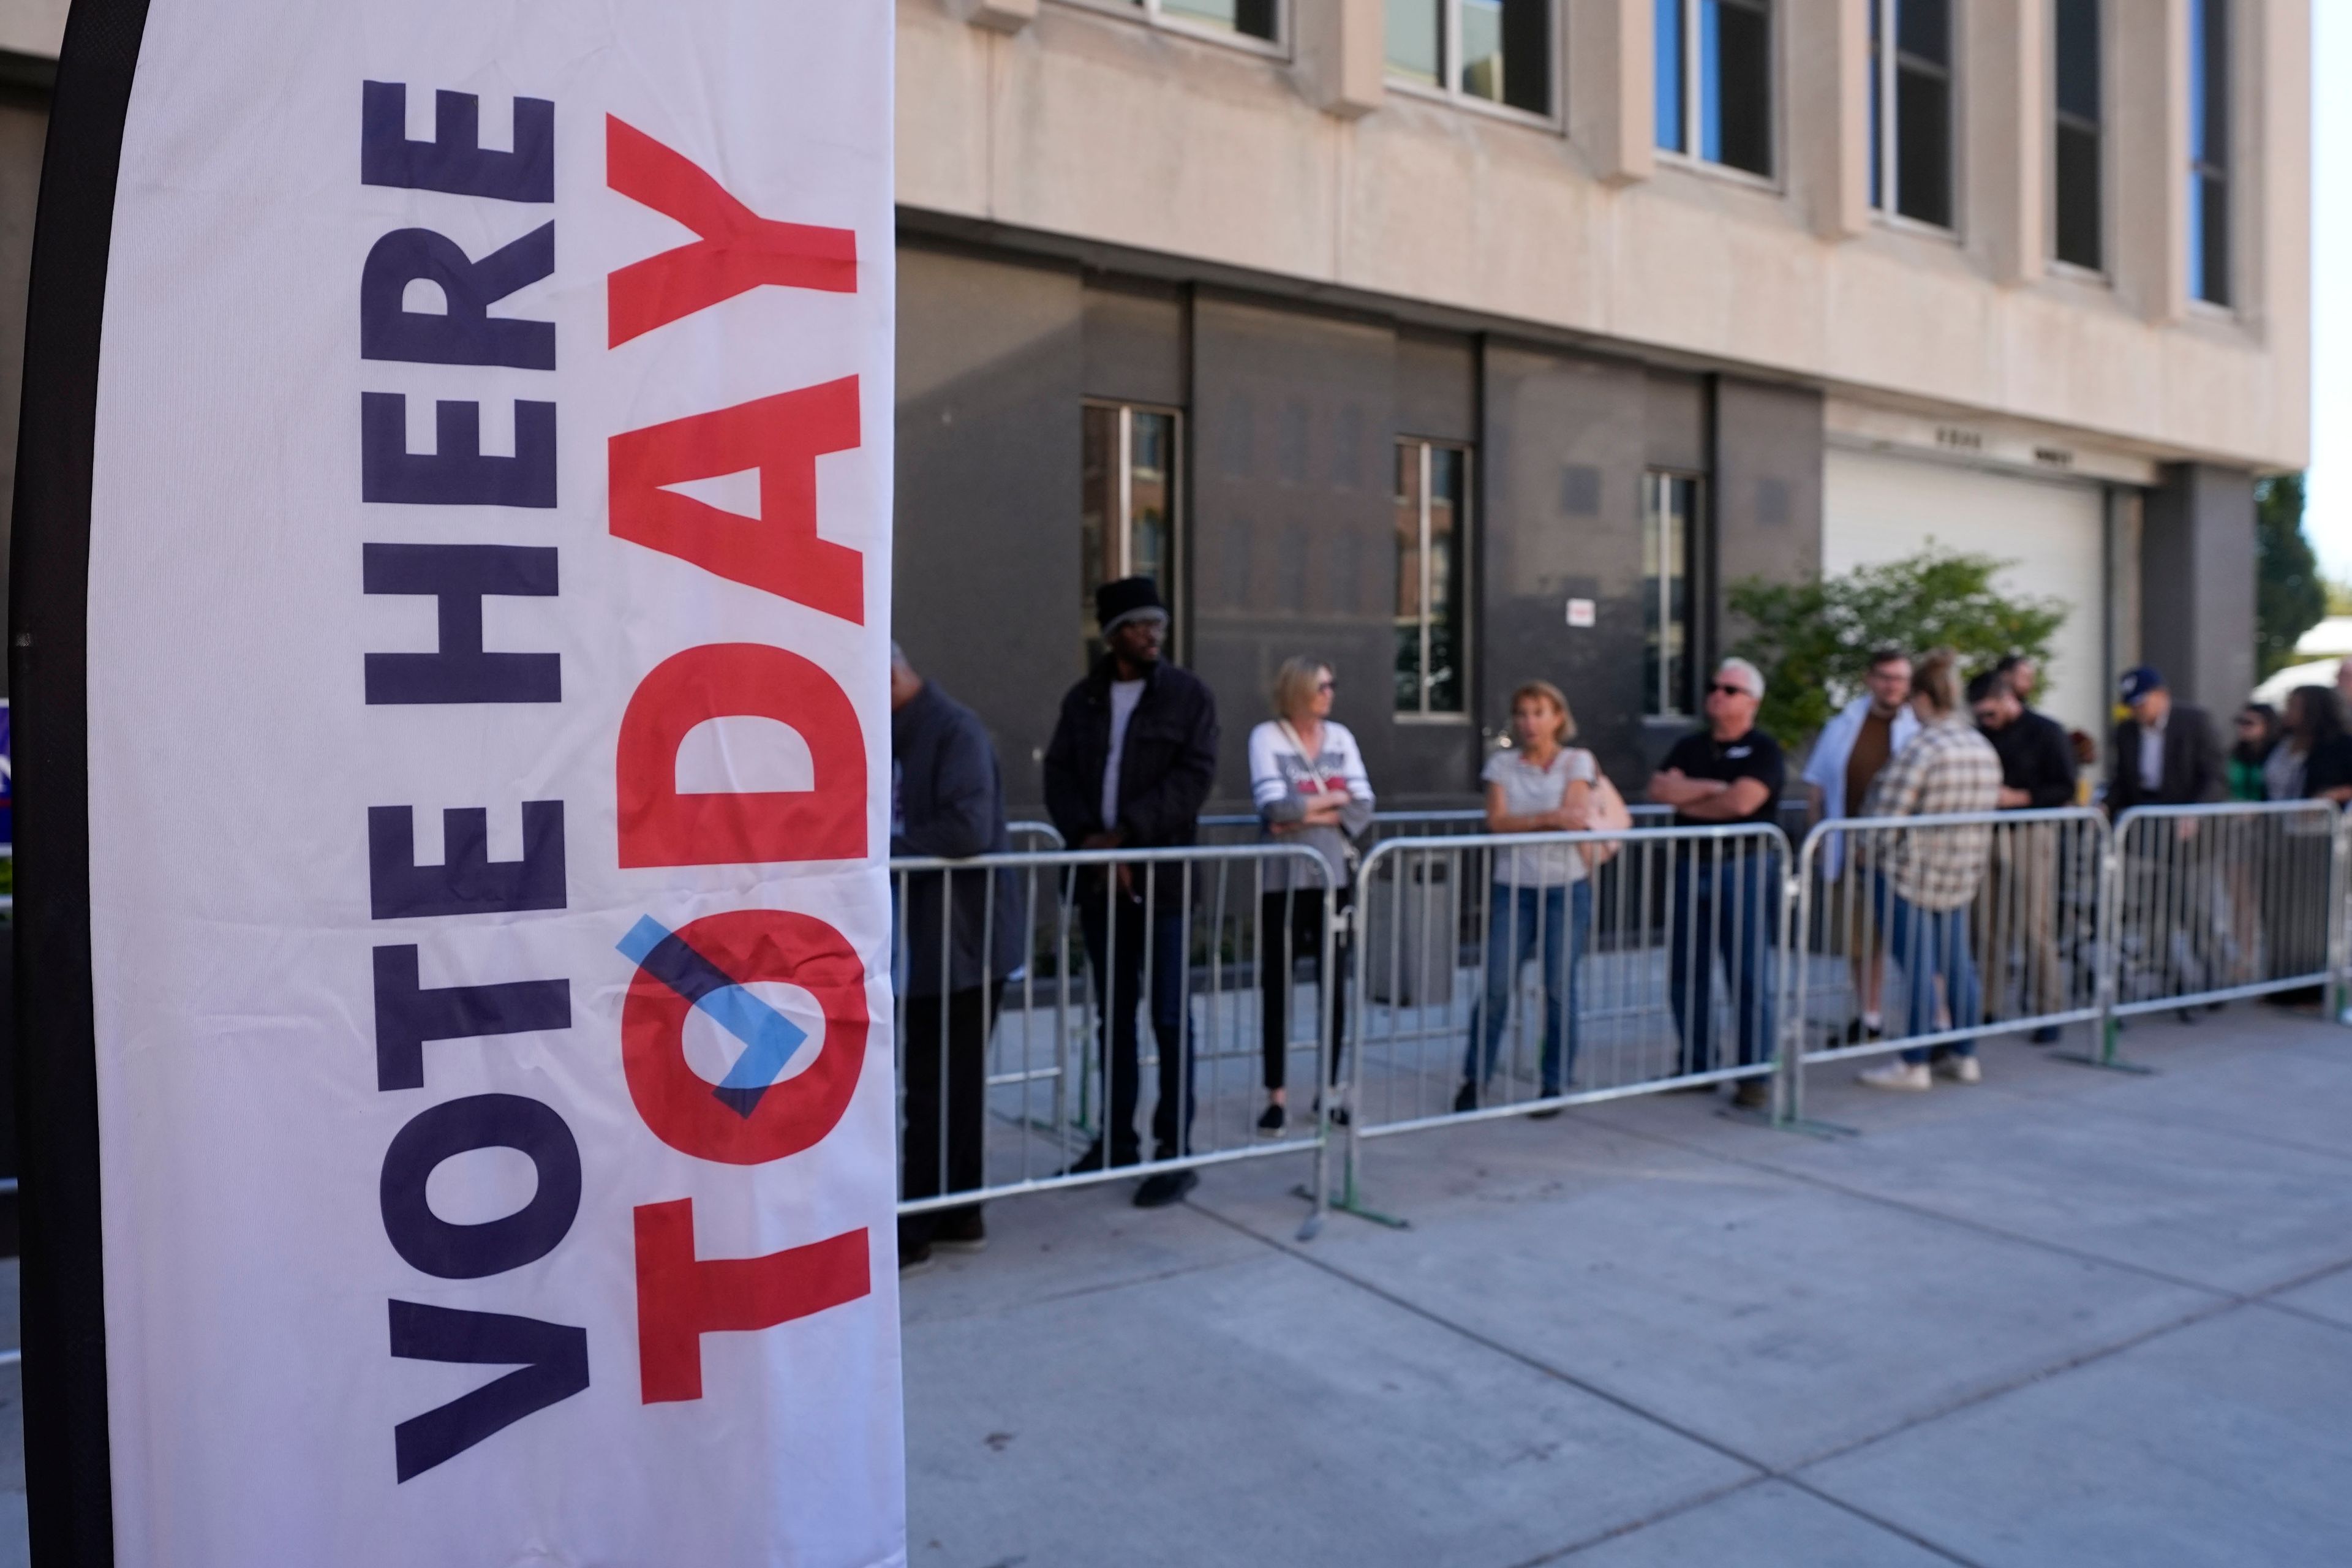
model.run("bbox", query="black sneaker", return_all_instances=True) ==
[1529,1104,1563,1120]
[1055,1142,1111,1178]
[1730,1079,1771,1111]
[1452,1082,1479,1114]
[2029,1025,2061,1045]
[1256,1102,1285,1139]
[898,1238,935,1275]
[1843,1019,1885,1045]
[1133,1169,1199,1208]
[931,1209,987,1253]
[1311,1095,1350,1128]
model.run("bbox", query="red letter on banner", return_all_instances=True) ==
[620,908,869,1163]
[606,116,856,347]
[609,379,864,623]
[635,1199,869,1403]
[616,643,866,869]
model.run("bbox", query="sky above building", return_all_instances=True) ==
[2312,1,2350,576]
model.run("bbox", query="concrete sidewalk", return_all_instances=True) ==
[903,1006,2352,1567]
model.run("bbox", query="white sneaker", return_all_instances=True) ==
[1856,1060,1932,1091]
[1932,1054,1982,1085]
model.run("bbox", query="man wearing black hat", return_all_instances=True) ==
[1042,576,1219,1207]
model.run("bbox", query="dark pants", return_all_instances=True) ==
[1669,855,1781,1075]
[1080,890,1194,1164]
[899,980,1006,1247]
[1259,886,1349,1092]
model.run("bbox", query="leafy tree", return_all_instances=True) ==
[1727,547,2067,745]
[2255,472,2326,679]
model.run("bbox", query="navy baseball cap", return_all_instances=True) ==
[2117,666,2165,704]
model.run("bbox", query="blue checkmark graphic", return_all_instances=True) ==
[619,916,809,1116]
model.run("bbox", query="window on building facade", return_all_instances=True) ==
[2188,0,2230,306]
[2052,0,2101,270]
[1385,0,1553,117]
[1395,439,1468,716]
[1082,403,1182,658]
[1129,0,1280,42]
[1868,0,1953,228]
[1653,0,1773,178]
[1642,472,1698,718]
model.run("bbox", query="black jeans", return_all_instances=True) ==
[1259,886,1349,1092]
[899,980,1005,1246]
[1080,889,1194,1164]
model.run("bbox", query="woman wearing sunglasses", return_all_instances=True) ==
[1248,657,1374,1137]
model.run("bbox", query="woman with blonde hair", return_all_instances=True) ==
[1248,655,1374,1136]
[1455,679,1605,1114]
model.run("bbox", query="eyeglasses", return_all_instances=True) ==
[1708,682,1753,699]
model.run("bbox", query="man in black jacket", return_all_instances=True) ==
[1970,671,2079,1042]
[891,646,1023,1269]
[2106,666,2225,813]
[1042,577,1219,1207]
[2107,666,2228,1012]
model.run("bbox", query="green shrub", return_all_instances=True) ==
[1728,547,2068,746]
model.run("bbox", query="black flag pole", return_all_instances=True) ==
[11,0,154,1561]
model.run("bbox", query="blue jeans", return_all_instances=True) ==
[1668,855,1781,1074]
[1876,875,1983,1063]
[1463,881,1591,1095]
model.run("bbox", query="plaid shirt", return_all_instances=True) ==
[1861,715,2003,911]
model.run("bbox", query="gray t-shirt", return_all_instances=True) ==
[1482,746,1598,886]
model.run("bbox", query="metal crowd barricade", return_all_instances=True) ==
[2107,800,2345,1031]
[1788,808,2107,1109]
[1195,808,1487,849]
[1336,823,1792,1223]
[1005,820,1065,852]
[891,841,1338,1235]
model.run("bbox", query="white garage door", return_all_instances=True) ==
[1823,447,2107,741]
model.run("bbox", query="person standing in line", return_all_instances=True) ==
[1968,671,2078,1045]
[2256,688,2352,1001]
[891,645,1024,1271]
[1800,647,1918,1044]
[2229,704,2280,802]
[1648,657,1786,1111]
[1455,680,1603,1117]
[2266,687,2352,805]
[1248,656,1373,1138]
[1999,654,2041,709]
[1042,577,1219,1208]
[1855,649,2004,1091]
[2106,667,2227,1016]
[2105,666,2225,813]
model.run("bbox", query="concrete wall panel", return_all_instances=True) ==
[896,243,1086,814]
[1480,343,1649,788]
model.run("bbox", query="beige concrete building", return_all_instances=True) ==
[0,1,2309,801]
[896,0,2307,807]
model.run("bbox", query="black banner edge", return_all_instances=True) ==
[10,0,155,1562]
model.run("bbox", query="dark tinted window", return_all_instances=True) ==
[2053,0,2101,270]
[1707,0,1773,177]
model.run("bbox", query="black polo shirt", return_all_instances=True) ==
[1662,725,1786,831]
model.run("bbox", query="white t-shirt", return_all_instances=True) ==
[1482,746,1599,886]
[1102,677,1146,827]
